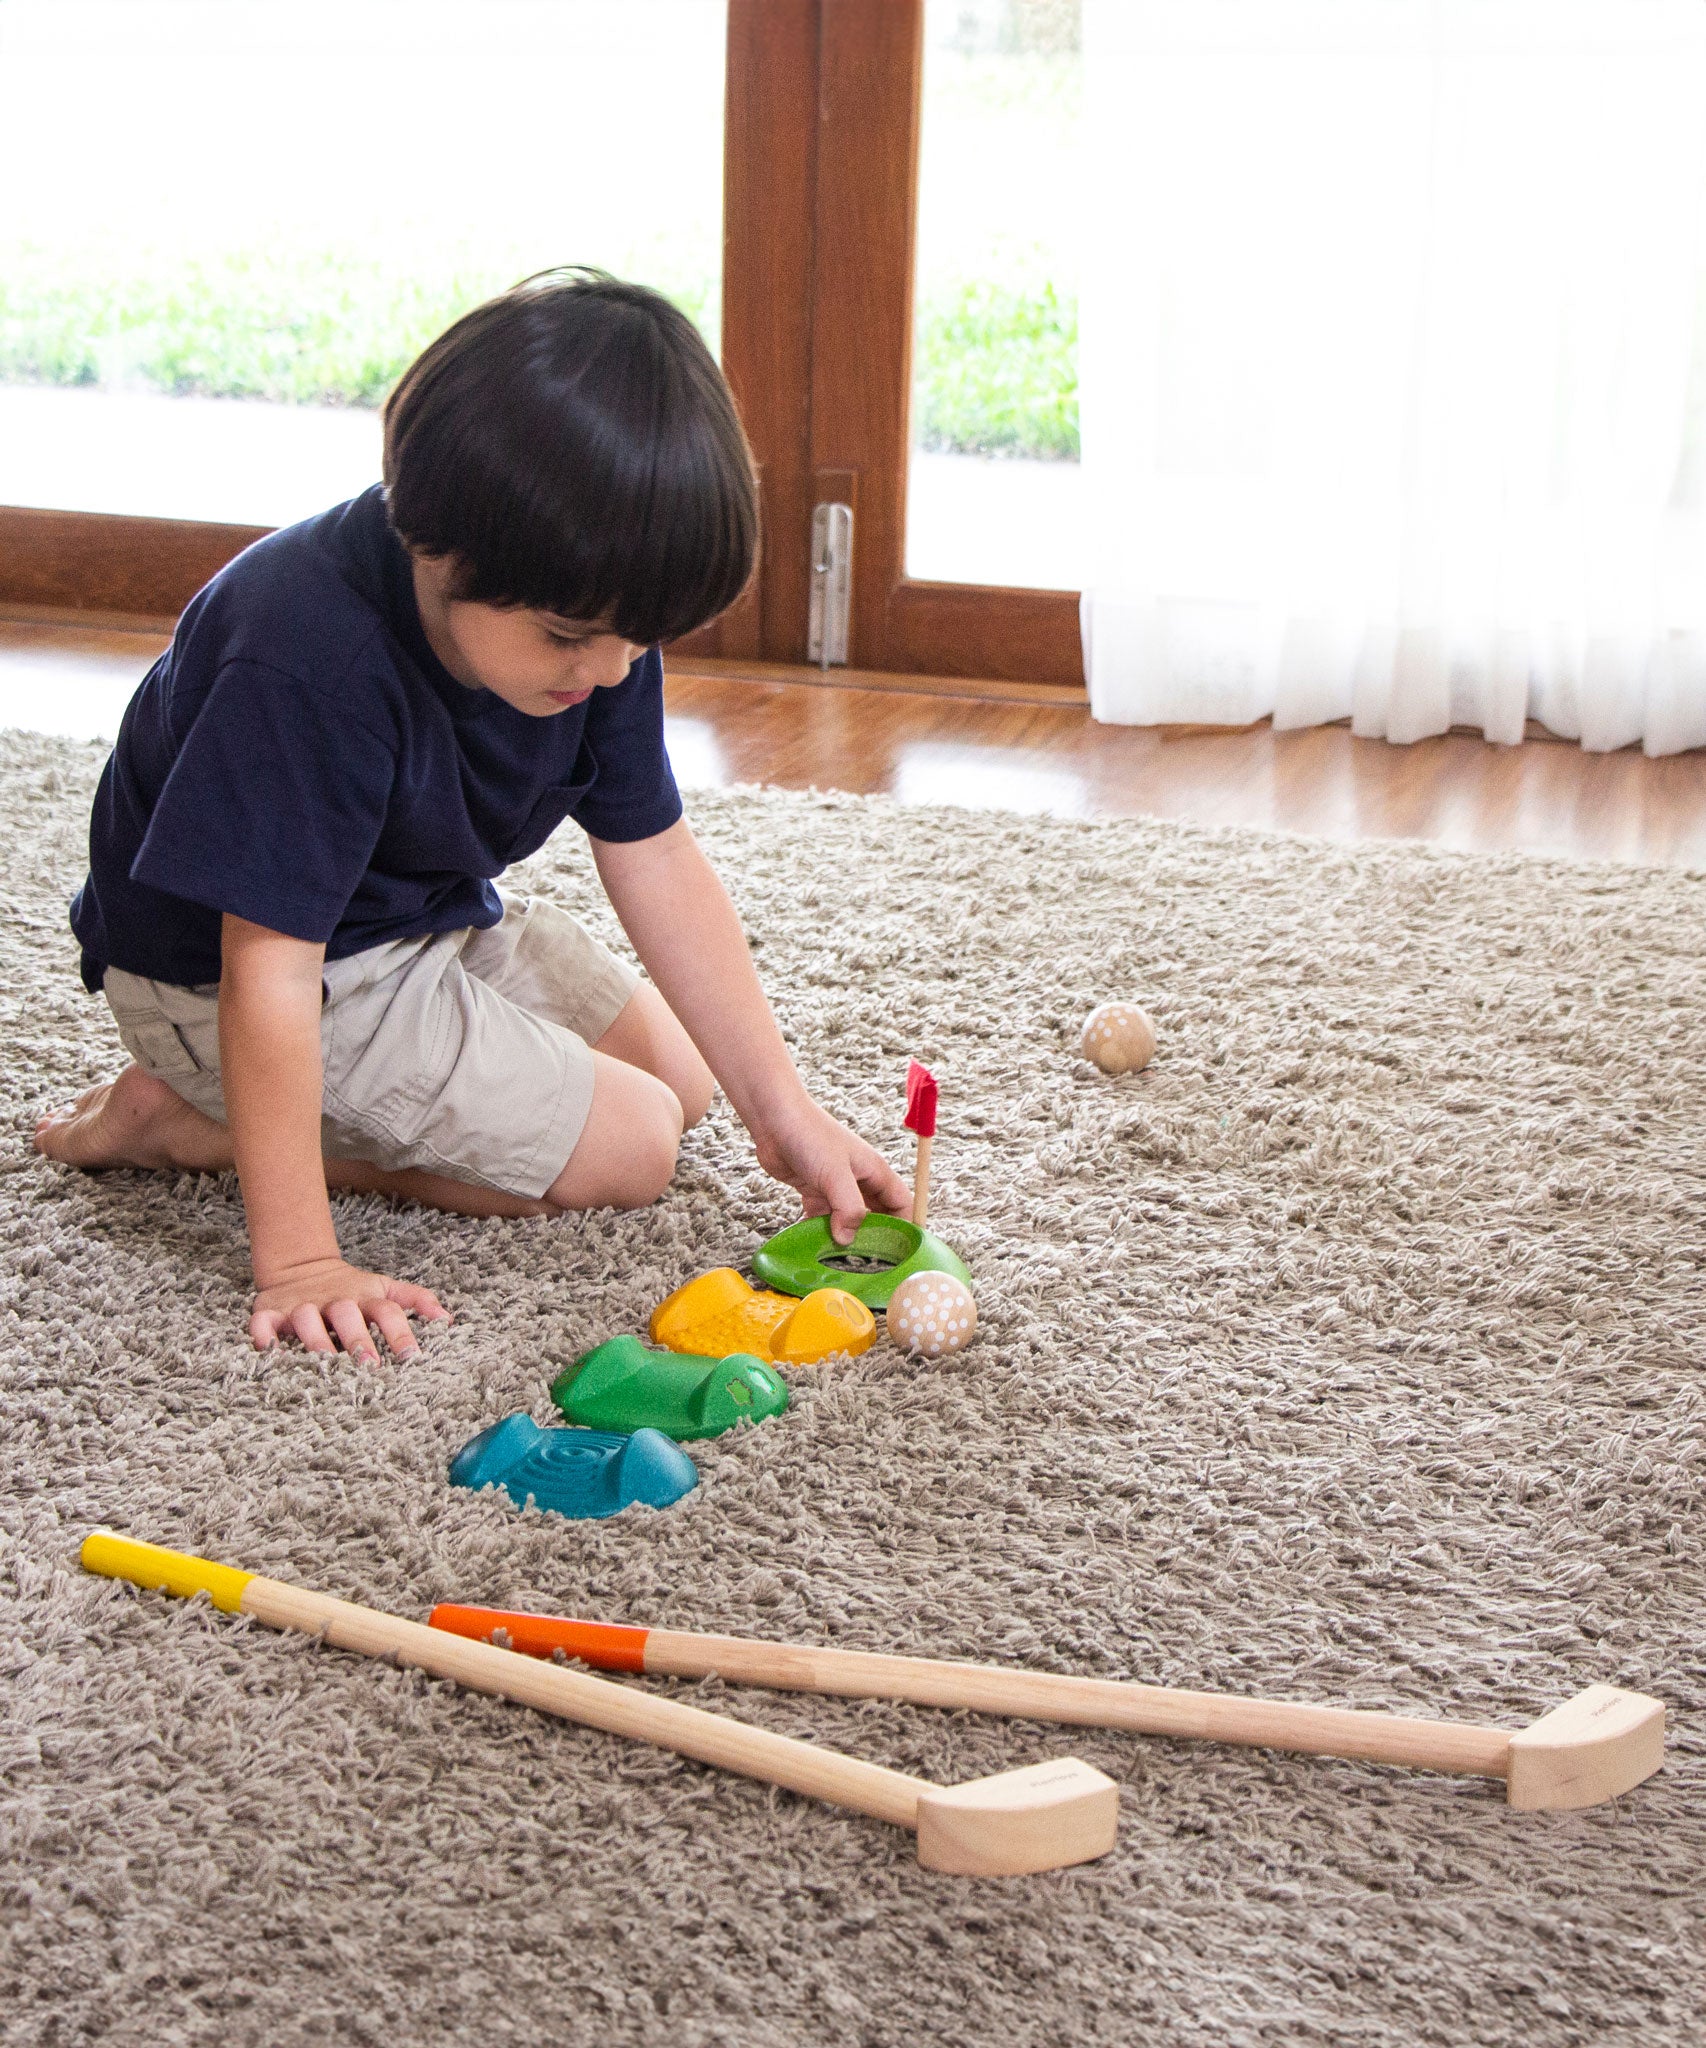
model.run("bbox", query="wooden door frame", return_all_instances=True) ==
[717,0,1082,690]
[0,504,269,624]
[0,0,1086,693]
[806,1,1081,688]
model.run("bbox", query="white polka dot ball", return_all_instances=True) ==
[886,1271,977,1359]
[1081,1001,1157,1076]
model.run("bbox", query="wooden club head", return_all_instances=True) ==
[1505,1684,1666,1810]
[914,1757,1119,1875]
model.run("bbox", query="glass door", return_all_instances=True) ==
[906,0,1081,591]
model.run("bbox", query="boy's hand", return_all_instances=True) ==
[251,1258,451,1363]
[753,1099,912,1245]
[220,917,449,1364]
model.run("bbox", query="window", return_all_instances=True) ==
[1,1,1084,691]
[907,0,1081,591]
[0,0,725,524]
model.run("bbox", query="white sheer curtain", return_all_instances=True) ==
[1079,0,1706,754]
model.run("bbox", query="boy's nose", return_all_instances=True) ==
[588,641,643,688]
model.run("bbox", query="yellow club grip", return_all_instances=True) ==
[81,1530,255,1614]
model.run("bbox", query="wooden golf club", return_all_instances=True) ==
[79,1532,1117,1875]
[430,1604,1666,1812]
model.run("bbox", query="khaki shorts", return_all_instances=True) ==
[101,894,640,1199]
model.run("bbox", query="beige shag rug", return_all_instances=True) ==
[2,727,1702,2048]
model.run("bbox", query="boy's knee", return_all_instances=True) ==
[595,983,715,1133]
[545,1069,682,1211]
[619,1094,684,1206]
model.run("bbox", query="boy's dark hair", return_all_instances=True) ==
[383,268,757,646]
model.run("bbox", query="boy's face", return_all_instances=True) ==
[411,553,647,717]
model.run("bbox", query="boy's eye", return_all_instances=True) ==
[545,629,591,648]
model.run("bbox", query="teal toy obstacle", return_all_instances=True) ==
[449,1413,697,1521]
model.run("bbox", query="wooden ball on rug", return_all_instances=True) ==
[1080,1002,1156,1075]
[886,1272,977,1358]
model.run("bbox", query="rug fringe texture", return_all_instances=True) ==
[2,730,1702,2046]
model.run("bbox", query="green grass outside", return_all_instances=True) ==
[912,276,1077,460]
[0,250,1078,462]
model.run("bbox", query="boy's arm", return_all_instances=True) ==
[219,913,447,1358]
[590,821,911,1239]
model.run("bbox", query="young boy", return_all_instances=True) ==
[35,270,908,1364]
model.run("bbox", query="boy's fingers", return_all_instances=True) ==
[850,1142,909,1215]
[366,1301,421,1358]
[288,1303,336,1354]
[250,1310,283,1351]
[822,1165,868,1246]
[861,1161,912,1216]
[383,1279,450,1322]
[326,1298,380,1364]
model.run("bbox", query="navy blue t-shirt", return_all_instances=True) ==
[71,486,682,992]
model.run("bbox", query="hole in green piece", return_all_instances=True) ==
[726,1380,753,1405]
[753,1212,970,1310]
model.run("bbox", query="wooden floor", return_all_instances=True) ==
[4,613,1705,867]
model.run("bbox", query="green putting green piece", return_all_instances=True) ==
[752,1214,973,1309]
[550,1335,789,1442]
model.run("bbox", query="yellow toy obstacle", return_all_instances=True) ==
[649,1267,875,1366]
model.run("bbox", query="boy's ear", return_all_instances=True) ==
[409,547,478,607]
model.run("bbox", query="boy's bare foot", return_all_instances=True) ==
[33,1064,234,1174]
[34,1065,546,1215]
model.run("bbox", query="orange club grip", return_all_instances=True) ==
[428,1604,650,1674]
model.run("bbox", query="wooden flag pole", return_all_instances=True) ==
[912,1135,932,1229]
[904,1060,937,1229]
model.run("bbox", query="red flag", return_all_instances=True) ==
[903,1059,938,1138]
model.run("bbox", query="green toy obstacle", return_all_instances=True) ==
[551,1335,788,1441]
[752,1214,972,1312]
